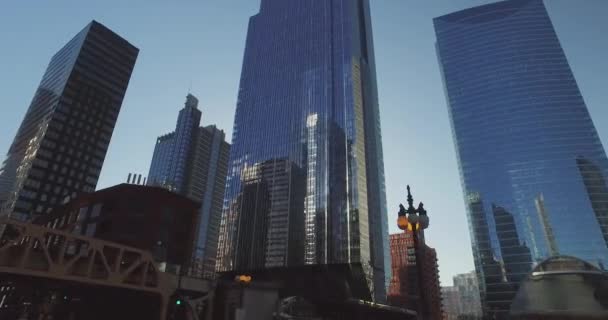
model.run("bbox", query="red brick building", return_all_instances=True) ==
[388,232,415,307]
[388,232,443,320]
[33,183,199,269]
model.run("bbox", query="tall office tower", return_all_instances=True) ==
[434,0,608,317]
[148,94,201,192]
[0,21,138,221]
[215,0,390,301]
[147,94,230,278]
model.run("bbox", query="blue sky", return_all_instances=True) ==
[1,0,607,286]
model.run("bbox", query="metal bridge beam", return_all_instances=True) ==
[0,217,176,319]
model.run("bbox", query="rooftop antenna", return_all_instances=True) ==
[188,79,192,94]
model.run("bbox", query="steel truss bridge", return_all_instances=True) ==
[0,218,212,320]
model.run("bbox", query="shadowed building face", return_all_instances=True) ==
[0,21,138,221]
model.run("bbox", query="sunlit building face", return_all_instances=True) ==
[435,0,608,318]
[216,0,390,302]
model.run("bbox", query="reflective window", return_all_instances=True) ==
[216,0,390,300]
[435,0,608,317]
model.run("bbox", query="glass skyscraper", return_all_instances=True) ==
[0,21,138,221]
[147,94,230,278]
[216,0,390,301]
[434,0,608,317]
[148,94,202,192]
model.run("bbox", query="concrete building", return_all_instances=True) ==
[441,286,460,320]
[442,271,482,320]
[453,272,483,318]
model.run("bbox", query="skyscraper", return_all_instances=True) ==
[147,94,230,278]
[0,21,138,221]
[216,0,390,301]
[148,94,201,192]
[434,0,608,317]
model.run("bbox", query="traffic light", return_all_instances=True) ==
[169,294,187,320]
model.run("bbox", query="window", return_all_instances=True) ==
[85,223,97,237]
[90,203,102,218]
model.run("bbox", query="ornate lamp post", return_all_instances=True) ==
[397,185,429,319]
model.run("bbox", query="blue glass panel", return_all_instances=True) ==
[435,0,608,318]
[216,0,389,302]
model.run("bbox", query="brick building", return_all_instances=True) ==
[33,183,199,270]
[388,232,443,320]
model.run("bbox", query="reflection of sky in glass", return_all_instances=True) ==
[435,0,608,317]
[216,0,389,301]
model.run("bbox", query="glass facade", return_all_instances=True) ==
[147,132,175,188]
[216,0,389,301]
[148,94,202,193]
[434,0,608,318]
[0,21,138,221]
[187,125,230,278]
[147,95,230,278]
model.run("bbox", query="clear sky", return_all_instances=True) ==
[1,0,607,286]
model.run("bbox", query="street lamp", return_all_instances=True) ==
[397,185,430,320]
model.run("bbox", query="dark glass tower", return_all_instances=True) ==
[147,94,230,278]
[434,0,608,317]
[216,0,390,301]
[0,21,138,221]
[188,125,230,278]
[148,94,202,192]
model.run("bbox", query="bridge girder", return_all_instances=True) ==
[0,218,173,319]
